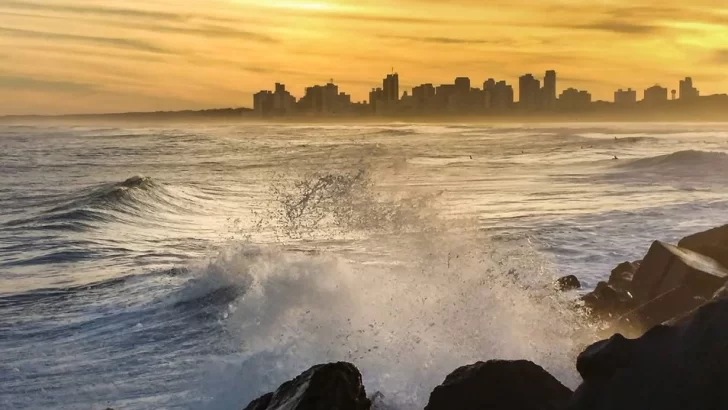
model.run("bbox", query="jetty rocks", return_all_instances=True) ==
[241,225,728,410]
[580,224,728,334]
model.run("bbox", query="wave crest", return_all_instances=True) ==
[621,150,728,171]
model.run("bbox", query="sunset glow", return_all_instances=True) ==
[1,0,727,115]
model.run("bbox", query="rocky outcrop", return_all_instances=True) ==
[582,240,728,333]
[424,360,572,410]
[242,362,370,410]
[556,275,581,291]
[679,224,728,267]
[567,296,728,410]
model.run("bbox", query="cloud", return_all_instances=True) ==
[135,23,277,43]
[383,35,499,45]
[0,26,170,54]
[569,21,659,34]
[2,1,186,22]
[0,75,96,93]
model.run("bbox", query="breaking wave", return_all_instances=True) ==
[3,176,205,230]
[620,150,728,173]
[180,167,592,410]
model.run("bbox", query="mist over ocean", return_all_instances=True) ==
[2,122,728,409]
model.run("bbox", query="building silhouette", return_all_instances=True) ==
[558,88,592,110]
[644,85,668,105]
[383,73,400,103]
[250,71,720,119]
[519,74,541,110]
[679,77,699,100]
[542,70,557,109]
[484,79,514,110]
[614,88,637,105]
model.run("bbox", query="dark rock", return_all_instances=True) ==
[567,297,728,410]
[243,393,273,410]
[556,275,581,291]
[242,362,370,410]
[425,360,572,410]
[679,224,728,268]
[630,241,728,304]
[607,261,639,290]
[581,281,636,319]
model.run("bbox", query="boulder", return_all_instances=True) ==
[567,297,728,410]
[242,362,371,410]
[679,224,728,268]
[424,360,572,410]
[556,275,581,291]
[630,241,728,304]
[581,281,636,319]
[607,261,639,291]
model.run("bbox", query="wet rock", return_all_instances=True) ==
[242,362,370,410]
[567,297,728,410]
[630,241,728,304]
[581,281,636,319]
[243,393,273,410]
[425,360,572,410]
[607,261,639,290]
[556,275,581,291]
[679,224,728,268]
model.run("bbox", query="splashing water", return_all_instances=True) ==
[188,166,592,410]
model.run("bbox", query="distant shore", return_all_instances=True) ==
[3,105,728,125]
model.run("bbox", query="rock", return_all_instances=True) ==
[425,360,572,410]
[607,261,639,290]
[242,362,371,410]
[556,275,581,291]
[243,393,273,410]
[630,241,728,304]
[581,281,636,319]
[567,297,728,410]
[679,224,728,268]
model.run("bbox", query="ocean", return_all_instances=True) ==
[1,122,727,409]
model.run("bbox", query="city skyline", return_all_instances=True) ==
[252,69,721,117]
[1,0,728,115]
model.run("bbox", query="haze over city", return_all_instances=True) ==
[2,0,728,115]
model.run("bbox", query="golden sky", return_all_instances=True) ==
[1,0,727,115]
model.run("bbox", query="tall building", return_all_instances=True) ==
[614,88,637,105]
[484,79,514,110]
[542,70,557,109]
[558,88,592,110]
[383,73,400,102]
[253,90,274,116]
[412,83,436,111]
[272,83,295,115]
[454,77,471,94]
[679,77,699,100]
[644,85,668,105]
[519,74,541,110]
[369,88,385,113]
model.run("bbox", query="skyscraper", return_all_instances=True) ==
[383,73,400,102]
[543,70,557,109]
[679,77,699,100]
[519,74,540,110]
[454,77,471,94]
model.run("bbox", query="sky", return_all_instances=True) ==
[1,0,727,115]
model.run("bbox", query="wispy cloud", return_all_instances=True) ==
[0,74,96,93]
[2,1,186,22]
[383,35,501,45]
[0,26,170,54]
[568,21,659,34]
